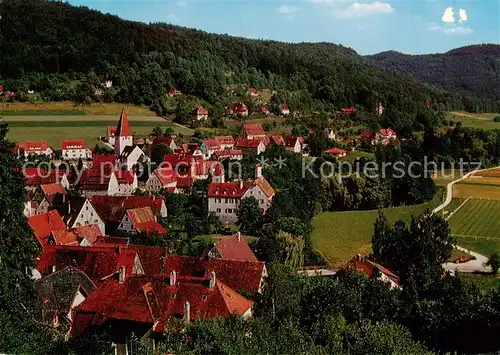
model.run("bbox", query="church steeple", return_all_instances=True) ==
[115,108,133,156]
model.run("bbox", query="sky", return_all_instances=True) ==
[68,0,499,55]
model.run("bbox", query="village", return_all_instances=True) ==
[15,105,404,352]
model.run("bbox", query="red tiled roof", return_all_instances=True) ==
[248,88,258,95]
[341,108,356,113]
[23,168,70,187]
[127,207,167,235]
[25,141,48,152]
[283,136,302,148]
[115,170,136,184]
[325,148,346,155]
[74,225,103,244]
[152,136,175,151]
[62,140,86,150]
[28,210,67,247]
[214,149,243,159]
[116,109,132,137]
[214,136,235,145]
[163,256,265,294]
[279,104,289,111]
[213,234,258,262]
[205,259,265,294]
[242,124,265,137]
[235,138,264,148]
[195,107,208,115]
[208,181,252,198]
[92,154,117,169]
[271,135,285,145]
[259,106,269,113]
[37,245,140,282]
[378,128,397,137]
[360,131,375,140]
[41,183,66,197]
[231,103,248,113]
[51,230,79,246]
[93,236,130,248]
[175,176,195,189]
[72,275,253,336]
[107,126,117,137]
[346,255,400,286]
[92,196,165,218]
[203,139,220,149]
[153,167,176,185]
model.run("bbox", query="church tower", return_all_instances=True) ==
[115,108,133,156]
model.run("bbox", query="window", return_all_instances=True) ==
[86,206,89,211]
[216,208,221,213]
[126,333,139,355]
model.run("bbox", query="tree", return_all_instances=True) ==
[236,196,263,236]
[151,125,164,137]
[163,127,175,136]
[151,143,173,165]
[372,211,454,289]
[486,252,500,274]
[276,231,304,269]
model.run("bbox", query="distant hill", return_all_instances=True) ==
[0,0,497,114]
[367,45,500,101]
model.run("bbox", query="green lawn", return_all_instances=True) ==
[4,115,193,147]
[460,273,500,291]
[448,199,500,255]
[446,112,500,131]
[311,192,443,267]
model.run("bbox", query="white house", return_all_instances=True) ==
[376,101,385,116]
[194,107,209,120]
[52,196,106,235]
[145,167,177,193]
[79,169,137,198]
[207,165,275,222]
[61,140,92,160]
[374,128,397,146]
[119,145,147,170]
[284,137,303,154]
[24,141,54,159]
[201,139,220,160]
[279,104,290,115]
[214,136,235,150]
[324,128,336,141]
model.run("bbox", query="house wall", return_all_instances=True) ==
[124,147,145,170]
[36,198,52,215]
[208,197,240,222]
[117,215,133,233]
[70,200,106,235]
[242,185,272,213]
[115,136,134,156]
[62,149,92,160]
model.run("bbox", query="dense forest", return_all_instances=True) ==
[368,44,500,107]
[1,0,499,114]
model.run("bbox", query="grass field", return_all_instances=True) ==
[3,115,193,147]
[311,192,443,267]
[448,199,500,255]
[453,179,500,200]
[447,112,500,131]
[0,102,155,116]
[460,273,500,291]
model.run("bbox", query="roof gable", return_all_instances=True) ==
[213,234,258,262]
[116,109,132,137]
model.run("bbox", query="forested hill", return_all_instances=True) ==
[0,0,496,113]
[367,44,500,101]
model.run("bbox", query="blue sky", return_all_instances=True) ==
[69,0,499,54]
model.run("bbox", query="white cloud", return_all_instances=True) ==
[459,9,468,23]
[332,2,395,18]
[441,7,455,23]
[277,5,300,15]
[428,23,473,35]
[176,0,187,7]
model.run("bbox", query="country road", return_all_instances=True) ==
[434,167,496,273]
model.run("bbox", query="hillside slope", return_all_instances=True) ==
[367,45,500,101]
[0,0,492,113]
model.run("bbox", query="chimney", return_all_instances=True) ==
[236,231,241,242]
[67,200,71,215]
[170,270,177,286]
[254,164,262,179]
[183,301,190,324]
[209,271,216,288]
[118,266,126,284]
